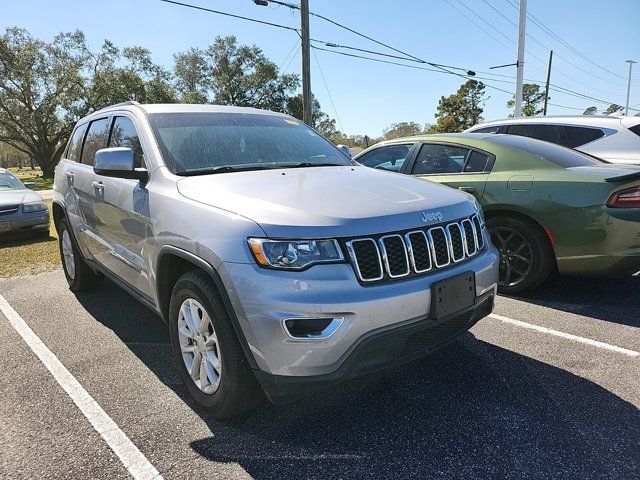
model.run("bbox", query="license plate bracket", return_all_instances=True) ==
[431,272,476,319]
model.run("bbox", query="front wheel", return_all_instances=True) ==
[486,215,554,294]
[168,270,263,418]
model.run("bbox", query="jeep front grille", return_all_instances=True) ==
[346,214,485,283]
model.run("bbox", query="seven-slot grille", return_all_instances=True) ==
[346,214,484,283]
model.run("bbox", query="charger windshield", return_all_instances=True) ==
[148,112,351,175]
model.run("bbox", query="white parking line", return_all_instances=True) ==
[489,313,640,357]
[0,294,163,480]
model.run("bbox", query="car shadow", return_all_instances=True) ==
[505,275,640,328]
[0,232,54,247]
[74,279,640,479]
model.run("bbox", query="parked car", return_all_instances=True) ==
[355,133,640,293]
[0,168,49,238]
[52,102,499,418]
[465,115,640,164]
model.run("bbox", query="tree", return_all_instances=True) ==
[173,47,209,103]
[583,106,597,115]
[603,104,623,115]
[383,122,422,140]
[208,36,299,112]
[432,80,487,133]
[507,83,545,117]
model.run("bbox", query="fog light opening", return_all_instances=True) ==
[283,317,343,340]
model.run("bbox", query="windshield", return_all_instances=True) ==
[0,171,25,191]
[490,134,607,168]
[148,112,351,175]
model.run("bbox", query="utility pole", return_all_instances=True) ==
[514,0,527,117]
[625,60,636,116]
[301,0,312,125]
[543,50,553,116]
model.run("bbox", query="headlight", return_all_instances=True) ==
[473,199,485,226]
[248,238,344,270]
[22,201,48,213]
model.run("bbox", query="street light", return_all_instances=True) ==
[625,59,636,116]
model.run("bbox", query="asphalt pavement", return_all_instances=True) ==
[0,269,638,479]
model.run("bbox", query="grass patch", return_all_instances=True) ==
[7,167,54,191]
[0,199,60,277]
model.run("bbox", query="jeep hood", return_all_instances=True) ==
[177,166,475,238]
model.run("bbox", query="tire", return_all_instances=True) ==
[168,270,263,418]
[486,214,554,295]
[57,218,103,291]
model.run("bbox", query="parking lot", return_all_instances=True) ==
[1,269,639,479]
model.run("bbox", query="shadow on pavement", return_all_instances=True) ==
[506,275,640,328]
[75,279,640,479]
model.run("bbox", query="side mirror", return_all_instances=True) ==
[94,147,147,182]
[336,144,352,158]
[24,181,36,190]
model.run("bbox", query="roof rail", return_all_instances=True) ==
[93,100,141,114]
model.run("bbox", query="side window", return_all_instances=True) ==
[411,144,470,175]
[506,124,563,145]
[563,126,605,148]
[109,116,145,168]
[464,151,490,172]
[357,144,413,172]
[81,118,110,166]
[471,126,501,134]
[67,124,88,162]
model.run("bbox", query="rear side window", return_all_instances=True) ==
[464,151,490,172]
[357,144,413,171]
[67,124,88,162]
[506,124,563,145]
[563,126,605,148]
[629,124,640,137]
[81,118,110,166]
[109,116,145,168]
[471,126,500,134]
[411,144,470,174]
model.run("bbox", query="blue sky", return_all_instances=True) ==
[2,0,639,137]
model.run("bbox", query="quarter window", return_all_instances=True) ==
[81,118,110,166]
[67,124,88,162]
[506,124,563,145]
[411,144,471,175]
[356,144,413,172]
[563,126,605,148]
[109,116,145,168]
[464,151,490,172]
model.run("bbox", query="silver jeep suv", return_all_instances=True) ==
[53,102,499,418]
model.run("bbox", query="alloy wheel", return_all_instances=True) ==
[177,298,222,394]
[490,226,534,288]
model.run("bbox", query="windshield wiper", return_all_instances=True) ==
[282,162,347,169]
[175,165,276,176]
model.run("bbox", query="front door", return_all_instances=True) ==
[91,115,153,298]
[405,143,493,202]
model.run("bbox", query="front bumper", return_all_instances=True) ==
[219,246,498,379]
[256,290,495,403]
[0,210,49,236]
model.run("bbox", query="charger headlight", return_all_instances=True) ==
[248,238,344,270]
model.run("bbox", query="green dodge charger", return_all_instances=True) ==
[355,133,640,293]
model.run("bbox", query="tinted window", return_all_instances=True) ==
[81,118,110,166]
[411,144,470,175]
[357,144,413,171]
[506,124,563,145]
[109,116,144,168]
[67,124,88,162]
[563,126,605,148]
[628,124,640,137]
[490,134,606,167]
[471,126,500,134]
[464,151,490,172]
[148,113,350,174]
[0,171,24,191]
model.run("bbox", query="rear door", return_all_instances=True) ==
[405,142,493,201]
[91,115,153,297]
[67,117,111,260]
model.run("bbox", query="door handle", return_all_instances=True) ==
[66,171,74,185]
[92,181,104,192]
[458,186,476,193]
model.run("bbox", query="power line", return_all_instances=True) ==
[310,47,344,132]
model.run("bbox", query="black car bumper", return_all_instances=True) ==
[255,290,495,404]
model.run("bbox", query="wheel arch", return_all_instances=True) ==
[155,246,259,370]
[52,200,66,232]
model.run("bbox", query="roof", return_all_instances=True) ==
[467,115,640,130]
